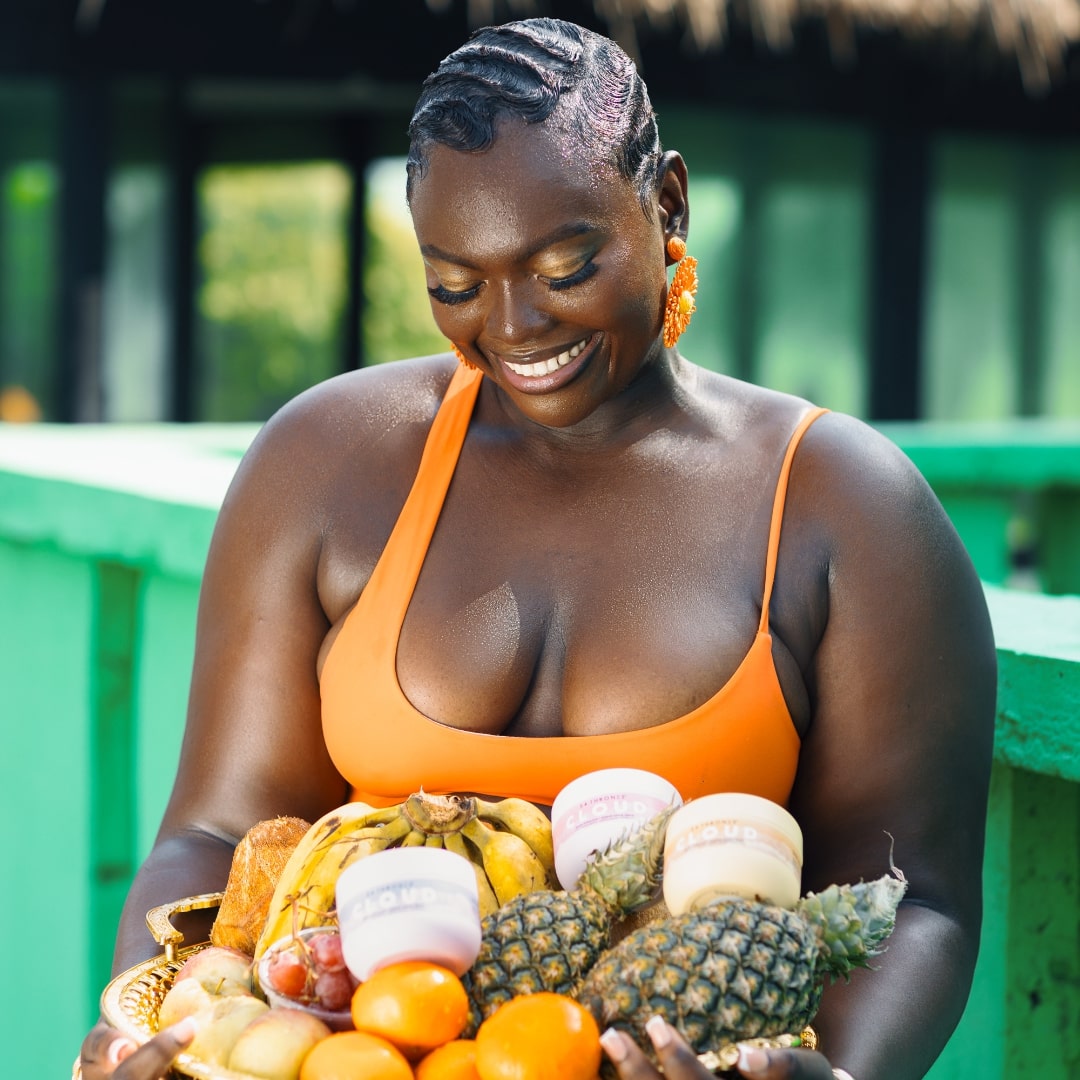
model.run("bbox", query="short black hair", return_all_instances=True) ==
[406,18,662,211]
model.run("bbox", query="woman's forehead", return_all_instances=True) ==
[410,122,639,253]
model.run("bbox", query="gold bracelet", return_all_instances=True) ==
[696,1026,820,1072]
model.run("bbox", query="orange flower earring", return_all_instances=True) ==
[450,344,479,371]
[663,236,698,348]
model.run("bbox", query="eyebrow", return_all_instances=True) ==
[420,221,599,268]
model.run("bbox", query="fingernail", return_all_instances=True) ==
[105,1038,138,1067]
[645,1015,671,1049]
[737,1044,769,1074]
[600,1028,629,1064]
[169,1016,198,1044]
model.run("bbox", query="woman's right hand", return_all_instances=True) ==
[77,1018,195,1079]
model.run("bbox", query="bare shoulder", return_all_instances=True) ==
[224,354,458,512]
[785,407,966,570]
[244,354,456,470]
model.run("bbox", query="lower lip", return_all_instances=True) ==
[495,334,599,394]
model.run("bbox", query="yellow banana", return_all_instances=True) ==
[254,804,409,958]
[474,796,556,885]
[285,830,400,926]
[444,830,500,919]
[254,792,555,959]
[252,802,376,946]
[461,817,551,906]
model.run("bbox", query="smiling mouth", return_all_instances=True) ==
[502,339,589,378]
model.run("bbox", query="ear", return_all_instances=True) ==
[656,151,690,264]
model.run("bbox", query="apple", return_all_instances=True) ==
[185,994,270,1066]
[159,978,216,1029]
[227,1007,332,1080]
[173,945,254,997]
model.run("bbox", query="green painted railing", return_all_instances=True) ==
[1,421,1077,1080]
[875,418,1080,595]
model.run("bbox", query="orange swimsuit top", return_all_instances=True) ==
[322,366,827,808]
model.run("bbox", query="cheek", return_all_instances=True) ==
[603,257,666,336]
[427,301,477,343]
[606,236,665,306]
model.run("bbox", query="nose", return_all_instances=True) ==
[483,278,554,349]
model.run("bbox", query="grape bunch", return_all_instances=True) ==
[264,929,358,1012]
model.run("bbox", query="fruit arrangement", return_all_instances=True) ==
[123,785,906,1080]
[254,791,557,961]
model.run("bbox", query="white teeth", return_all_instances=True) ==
[504,339,589,377]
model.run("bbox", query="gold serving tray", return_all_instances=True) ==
[99,892,259,1080]
[101,893,815,1078]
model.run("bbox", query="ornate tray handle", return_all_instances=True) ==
[145,892,225,961]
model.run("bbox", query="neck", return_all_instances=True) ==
[486,347,695,455]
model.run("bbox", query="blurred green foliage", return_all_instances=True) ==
[195,162,350,422]
[363,160,447,365]
[0,162,57,418]
[194,158,445,421]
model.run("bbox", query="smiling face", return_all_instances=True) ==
[409,117,680,429]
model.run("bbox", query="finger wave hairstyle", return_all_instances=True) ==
[406,18,663,213]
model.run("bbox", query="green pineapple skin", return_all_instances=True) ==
[796,872,907,979]
[574,871,907,1066]
[462,887,613,1033]
[574,901,823,1060]
[461,807,675,1035]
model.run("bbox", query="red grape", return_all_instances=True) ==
[314,969,353,1011]
[266,949,308,999]
[310,931,346,973]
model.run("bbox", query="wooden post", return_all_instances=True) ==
[339,114,371,372]
[166,82,198,422]
[58,74,109,422]
[867,127,929,421]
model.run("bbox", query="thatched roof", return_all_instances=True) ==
[439,0,1080,93]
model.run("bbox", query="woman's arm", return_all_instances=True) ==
[111,388,357,974]
[782,413,997,1079]
[602,413,996,1080]
[83,361,453,1079]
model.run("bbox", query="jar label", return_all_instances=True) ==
[668,818,801,877]
[554,792,670,847]
[338,878,477,924]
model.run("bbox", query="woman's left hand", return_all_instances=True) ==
[601,1018,844,1080]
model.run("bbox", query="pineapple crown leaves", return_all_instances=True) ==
[796,863,908,982]
[578,803,678,914]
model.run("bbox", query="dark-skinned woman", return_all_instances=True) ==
[77,18,995,1080]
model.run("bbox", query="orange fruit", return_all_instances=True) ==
[299,1030,414,1080]
[415,1039,482,1080]
[351,960,470,1061]
[474,993,601,1080]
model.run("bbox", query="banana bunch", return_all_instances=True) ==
[252,791,556,960]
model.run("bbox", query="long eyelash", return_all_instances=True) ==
[547,261,599,291]
[428,283,480,306]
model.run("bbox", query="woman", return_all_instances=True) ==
[78,18,995,1080]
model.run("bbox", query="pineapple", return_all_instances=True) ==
[574,869,908,1065]
[461,807,676,1034]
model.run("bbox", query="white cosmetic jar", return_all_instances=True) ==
[662,793,803,915]
[551,768,683,891]
[335,846,481,981]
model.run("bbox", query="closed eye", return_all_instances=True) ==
[544,261,598,291]
[428,282,481,306]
